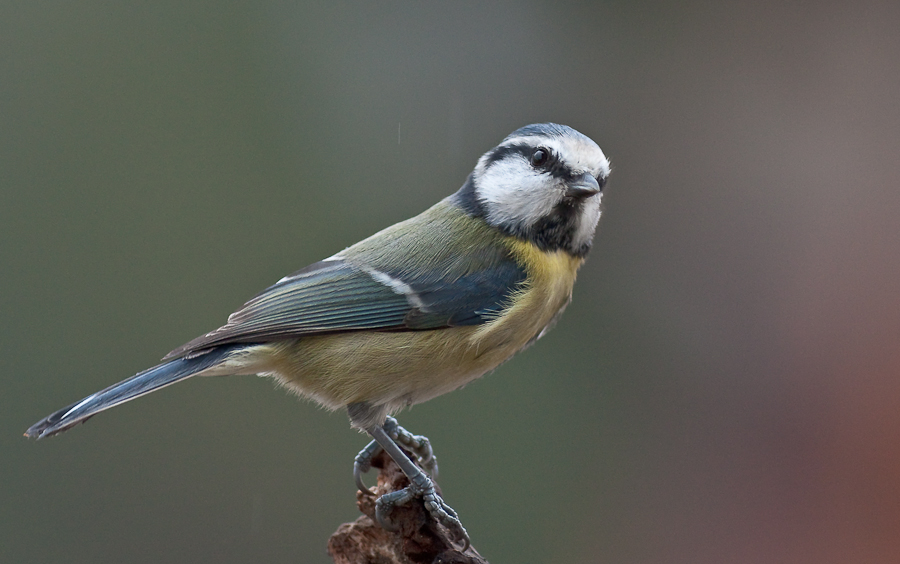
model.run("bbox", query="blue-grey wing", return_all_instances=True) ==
[164,256,525,360]
[402,259,527,328]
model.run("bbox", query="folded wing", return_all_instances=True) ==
[164,256,525,360]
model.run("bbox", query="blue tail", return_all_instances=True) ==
[25,346,240,439]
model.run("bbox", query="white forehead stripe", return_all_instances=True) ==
[470,125,609,254]
[494,134,610,179]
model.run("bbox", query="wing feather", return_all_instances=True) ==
[164,202,527,360]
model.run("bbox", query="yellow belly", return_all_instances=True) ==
[255,239,583,418]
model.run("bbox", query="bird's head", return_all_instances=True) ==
[454,123,611,257]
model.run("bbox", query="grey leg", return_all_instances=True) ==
[366,422,470,550]
[353,416,439,495]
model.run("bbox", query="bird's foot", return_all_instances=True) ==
[383,416,439,477]
[374,469,470,550]
[353,416,438,495]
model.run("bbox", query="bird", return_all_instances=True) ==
[25,123,611,547]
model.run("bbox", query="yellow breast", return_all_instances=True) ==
[257,237,585,417]
[472,237,584,354]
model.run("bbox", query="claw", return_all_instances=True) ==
[392,421,439,478]
[374,469,470,550]
[416,478,469,550]
[382,416,439,477]
[353,417,439,497]
[374,487,415,531]
[353,439,381,496]
[357,418,471,551]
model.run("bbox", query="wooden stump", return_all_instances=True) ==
[327,449,488,564]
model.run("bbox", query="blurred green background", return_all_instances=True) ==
[4,1,900,563]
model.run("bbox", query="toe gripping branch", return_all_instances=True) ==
[352,416,470,551]
[354,416,438,492]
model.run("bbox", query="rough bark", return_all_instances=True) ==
[327,450,488,564]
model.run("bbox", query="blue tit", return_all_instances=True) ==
[26,122,611,546]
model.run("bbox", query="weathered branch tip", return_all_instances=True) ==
[327,449,488,564]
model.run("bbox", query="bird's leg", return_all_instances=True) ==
[365,420,470,550]
[353,415,438,495]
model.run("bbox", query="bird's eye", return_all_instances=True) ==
[530,147,551,168]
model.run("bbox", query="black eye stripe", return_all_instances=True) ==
[483,143,574,180]
[482,143,533,168]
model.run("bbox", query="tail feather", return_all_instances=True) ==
[25,346,239,439]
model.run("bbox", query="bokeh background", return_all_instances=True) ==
[4,2,900,563]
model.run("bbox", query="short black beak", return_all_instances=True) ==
[565,173,602,199]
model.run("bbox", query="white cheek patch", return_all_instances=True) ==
[472,127,611,252]
[476,158,560,228]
